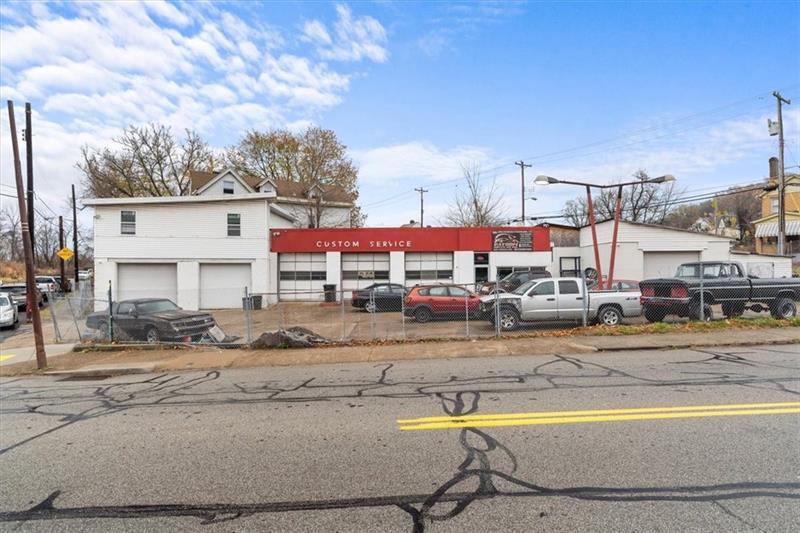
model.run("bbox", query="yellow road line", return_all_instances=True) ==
[398,403,800,431]
[397,402,800,425]
[0,354,15,362]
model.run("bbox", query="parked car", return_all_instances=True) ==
[0,283,43,311]
[85,298,216,343]
[0,292,19,329]
[480,277,641,330]
[479,268,551,295]
[351,283,407,312]
[640,261,800,322]
[78,270,92,281]
[403,284,482,322]
[35,276,60,300]
[53,276,72,292]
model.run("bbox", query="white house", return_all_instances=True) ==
[84,168,356,309]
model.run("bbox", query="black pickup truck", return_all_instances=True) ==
[86,298,216,343]
[640,261,800,322]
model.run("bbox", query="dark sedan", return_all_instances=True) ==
[351,283,407,312]
[86,298,216,343]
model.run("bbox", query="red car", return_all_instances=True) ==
[403,285,482,322]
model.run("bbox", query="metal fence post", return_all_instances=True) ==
[699,269,705,322]
[107,281,114,341]
[369,290,376,340]
[340,286,346,341]
[581,269,588,327]
[401,286,406,340]
[492,285,500,338]
[244,286,252,343]
[464,290,470,338]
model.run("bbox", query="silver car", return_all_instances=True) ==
[481,277,642,330]
[0,292,19,329]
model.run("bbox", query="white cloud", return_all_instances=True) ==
[0,1,388,214]
[354,141,492,184]
[304,4,388,63]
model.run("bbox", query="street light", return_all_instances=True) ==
[536,173,678,289]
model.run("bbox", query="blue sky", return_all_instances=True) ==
[1,1,798,227]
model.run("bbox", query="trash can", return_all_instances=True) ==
[252,295,263,310]
[323,284,337,302]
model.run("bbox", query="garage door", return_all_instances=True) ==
[118,263,177,302]
[200,263,252,309]
[341,253,390,291]
[279,253,326,301]
[405,252,453,285]
[643,251,700,279]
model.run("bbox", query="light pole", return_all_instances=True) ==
[535,174,676,289]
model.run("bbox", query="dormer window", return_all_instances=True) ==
[223,179,234,194]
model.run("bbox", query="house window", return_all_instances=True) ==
[121,210,136,235]
[223,180,234,194]
[771,198,779,214]
[227,213,241,236]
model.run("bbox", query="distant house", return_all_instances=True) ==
[753,172,800,259]
[189,168,355,228]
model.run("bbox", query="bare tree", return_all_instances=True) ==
[226,127,361,227]
[561,170,683,226]
[0,206,22,262]
[443,163,507,227]
[79,124,214,198]
[34,222,60,268]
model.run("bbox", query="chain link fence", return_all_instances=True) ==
[33,269,798,348]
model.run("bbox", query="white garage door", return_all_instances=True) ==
[279,253,326,301]
[405,252,453,285]
[118,263,177,302]
[643,251,700,279]
[200,263,252,309]
[341,253,390,291]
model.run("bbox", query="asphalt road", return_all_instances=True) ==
[1,344,798,532]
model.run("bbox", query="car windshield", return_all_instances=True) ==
[1,286,26,294]
[676,264,726,278]
[0,296,9,306]
[512,280,538,295]
[135,300,179,313]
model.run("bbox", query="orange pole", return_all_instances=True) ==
[607,186,623,290]
[586,186,603,288]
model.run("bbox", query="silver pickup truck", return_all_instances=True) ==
[480,277,641,331]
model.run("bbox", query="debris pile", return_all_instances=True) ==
[251,326,330,349]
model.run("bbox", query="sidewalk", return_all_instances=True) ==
[1,327,797,377]
[0,343,76,367]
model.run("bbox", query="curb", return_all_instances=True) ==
[592,337,800,352]
[44,362,159,378]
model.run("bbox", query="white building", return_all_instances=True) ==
[85,186,793,311]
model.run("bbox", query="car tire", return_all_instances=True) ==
[145,327,160,344]
[771,297,797,320]
[498,307,520,331]
[689,303,713,322]
[364,301,377,313]
[598,306,622,327]
[644,307,666,323]
[414,307,432,323]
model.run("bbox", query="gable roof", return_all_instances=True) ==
[192,168,255,195]
[189,169,353,204]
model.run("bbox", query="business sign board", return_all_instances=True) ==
[492,231,533,251]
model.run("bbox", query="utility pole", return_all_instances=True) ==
[72,184,79,285]
[7,100,46,369]
[414,187,428,227]
[58,216,67,292]
[25,103,35,265]
[515,160,532,225]
[773,91,791,255]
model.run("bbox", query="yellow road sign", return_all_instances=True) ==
[56,247,74,261]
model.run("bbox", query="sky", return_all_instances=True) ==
[1,0,799,231]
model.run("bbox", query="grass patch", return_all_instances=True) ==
[580,316,800,337]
